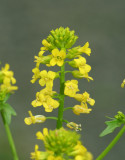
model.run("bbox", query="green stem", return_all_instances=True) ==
[65,71,72,74]
[62,119,69,123]
[63,107,73,111]
[1,111,19,160]
[56,64,65,129]
[96,125,125,160]
[46,117,58,120]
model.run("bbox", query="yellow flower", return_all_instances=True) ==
[72,70,93,81]
[0,83,18,93]
[50,49,66,66]
[44,97,59,112]
[31,67,40,83]
[31,145,40,160]
[73,104,92,115]
[74,56,91,75]
[73,141,93,160]
[31,90,59,112]
[36,128,49,142]
[40,87,57,97]
[74,141,87,155]
[34,50,51,68]
[34,50,45,67]
[24,111,46,125]
[75,152,93,160]
[67,122,82,131]
[31,91,49,107]
[39,70,56,89]
[74,92,95,106]
[31,145,48,160]
[0,64,18,94]
[121,79,125,88]
[1,64,16,85]
[78,42,91,56]
[64,80,79,97]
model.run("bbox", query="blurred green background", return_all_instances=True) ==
[0,0,125,160]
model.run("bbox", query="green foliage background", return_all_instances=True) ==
[0,0,125,159]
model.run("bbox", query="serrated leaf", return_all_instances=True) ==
[100,119,122,137]
[1,103,16,124]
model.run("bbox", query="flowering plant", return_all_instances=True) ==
[1,27,125,160]
[24,27,95,160]
[0,64,18,160]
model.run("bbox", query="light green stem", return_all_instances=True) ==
[63,107,73,111]
[46,117,58,120]
[56,64,65,129]
[1,111,19,160]
[96,125,125,160]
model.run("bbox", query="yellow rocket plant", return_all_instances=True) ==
[1,28,125,160]
[25,27,95,160]
[24,27,125,160]
[0,63,19,160]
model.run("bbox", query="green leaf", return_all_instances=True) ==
[0,102,5,110]
[3,93,11,103]
[100,119,122,137]
[1,103,16,124]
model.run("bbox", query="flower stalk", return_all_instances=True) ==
[96,125,125,160]
[1,110,19,160]
[56,64,65,129]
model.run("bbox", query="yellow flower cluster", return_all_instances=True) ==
[64,79,95,116]
[0,64,18,99]
[31,88,59,112]
[31,128,93,160]
[25,27,94,159]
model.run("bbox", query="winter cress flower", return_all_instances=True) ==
[25,27,94,159]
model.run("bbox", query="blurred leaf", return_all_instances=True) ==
[0,102,4,110]
[100,119,122,137]
[3,93,11,103]
[1,103,16,124]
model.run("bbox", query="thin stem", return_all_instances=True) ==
[1,111,19,160]
[96,125,125,160]
[63,107,73,111]
[46,117,58,120]
[62,119,69,123]
[64,61,69,64]
[56,64,65,129]
[65,71,72,74]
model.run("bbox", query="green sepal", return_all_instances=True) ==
[0,103,16,124]
[100,119,122,137]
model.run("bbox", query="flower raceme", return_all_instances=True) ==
[25,27,95,160]
[28,26,95,131]
[0,64,18,98]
